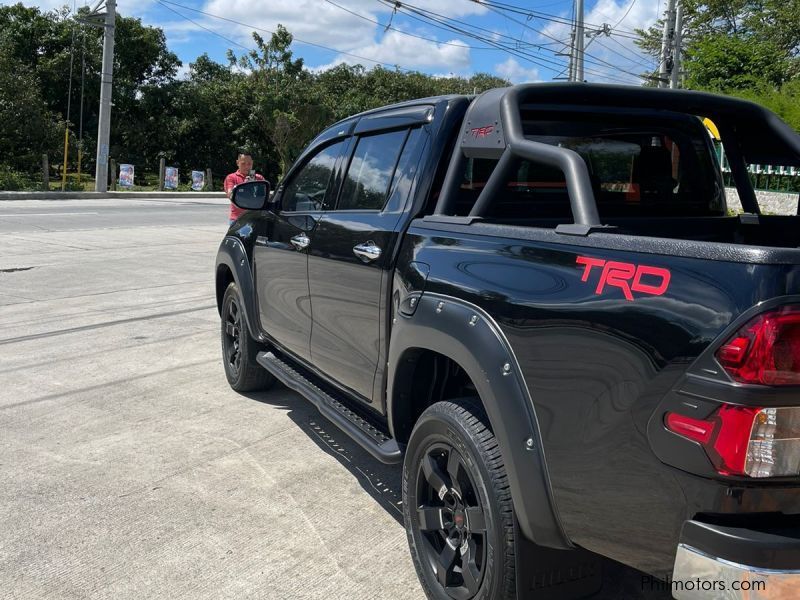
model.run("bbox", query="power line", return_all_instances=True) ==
[386,0,643,82]
[323,0,496,51]
[473,0,652,81]
[160,0,637,85]
[380,0,567,56]
[474,0,644,40]
[613,0,638,29]
[602,34,655,69]
[158,0,417,72]
[475,0,647,80]
[378,0,633,82]
[157,0,252,52]
[375,0,588,77]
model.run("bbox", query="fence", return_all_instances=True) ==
[716,143,800,193]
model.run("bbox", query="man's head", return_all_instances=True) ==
[236,152,254,174]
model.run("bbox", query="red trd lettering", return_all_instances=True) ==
[576,256,671,301]
[470,125,494,138]
[598,261,636,301]
[632,265,671,296]
[576,255,606,281]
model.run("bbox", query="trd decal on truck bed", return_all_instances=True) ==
[576,255,671,301]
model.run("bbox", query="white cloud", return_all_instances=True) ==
[494,57,540,83]
[203,0,376,52]
[313,30,471,72]
[178,0,479,73]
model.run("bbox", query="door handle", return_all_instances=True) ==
[353,241,382,263]
[290,233,310,251]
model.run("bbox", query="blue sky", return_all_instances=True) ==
[7,0,662,84]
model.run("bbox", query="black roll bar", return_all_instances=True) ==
[434,85,601,225]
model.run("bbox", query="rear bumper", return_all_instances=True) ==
[672,519,800,599]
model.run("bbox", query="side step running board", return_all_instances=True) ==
[256,351,403,464]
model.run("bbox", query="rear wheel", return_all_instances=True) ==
[403,398,516,600]
[221,281,275,392]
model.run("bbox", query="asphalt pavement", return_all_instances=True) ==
[0,197,669,599]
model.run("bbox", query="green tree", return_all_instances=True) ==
[0,3,180,177]
[684,33,790,89]
[229,25,330,177]
[635,1,800,90]
[0,36,60,174]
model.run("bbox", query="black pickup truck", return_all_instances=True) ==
[216,83,800,600]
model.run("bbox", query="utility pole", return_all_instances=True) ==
[575,0,585,82]
[658,0,678,88]
[670,1,684,89]
[94,0,116,192]
[566,27,575,81]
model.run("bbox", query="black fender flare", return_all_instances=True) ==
[387,292,571,549]
[215,236,262,342]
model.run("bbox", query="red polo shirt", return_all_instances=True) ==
[224,170,265,221]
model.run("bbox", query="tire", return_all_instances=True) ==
[220,281,275,392]
[403,398,516,600]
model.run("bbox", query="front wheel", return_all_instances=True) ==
[403,398,516,600]
[220,281,275,392]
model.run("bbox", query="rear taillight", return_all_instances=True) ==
[665,406,800,478]
[716,305,800,385]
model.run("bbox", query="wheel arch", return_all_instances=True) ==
[215,236,261,341]
[387,293,571,550]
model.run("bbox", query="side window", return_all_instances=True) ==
[282,140,346,212]
[338,129,408,211]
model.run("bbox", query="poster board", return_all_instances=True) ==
[119,164,134,187]
[164,167,179,190]
[191,170,205,191]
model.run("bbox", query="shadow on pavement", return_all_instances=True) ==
[241,384,672,600]
[241,386,405,526]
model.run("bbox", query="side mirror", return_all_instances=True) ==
[231,180,271,211]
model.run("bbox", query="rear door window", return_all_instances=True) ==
[337,129,408,211]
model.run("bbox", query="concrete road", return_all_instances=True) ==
[0,197,669,599]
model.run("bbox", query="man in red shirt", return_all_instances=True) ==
[224,152,265,225]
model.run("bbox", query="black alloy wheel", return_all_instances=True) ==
[404,399,517,600]
[220,282,275,392]
[223,293,243,378]
[416,443,487,599]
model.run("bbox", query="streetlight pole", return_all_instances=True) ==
[94,0,116,192]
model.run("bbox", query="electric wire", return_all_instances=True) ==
[612,0,638,29]
[604,34,656,69]
[462,0,648,80]
[159,0,642,84]
[322,0,496,51]
[375,0,596,77]
[382,0,641,82]
[158,0,418,71]
[472,0,647,50]
[476,0,644,39]
[157,0,253,51]
[472,0,655,78]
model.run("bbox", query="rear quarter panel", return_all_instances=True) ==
[398,222,800,574]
